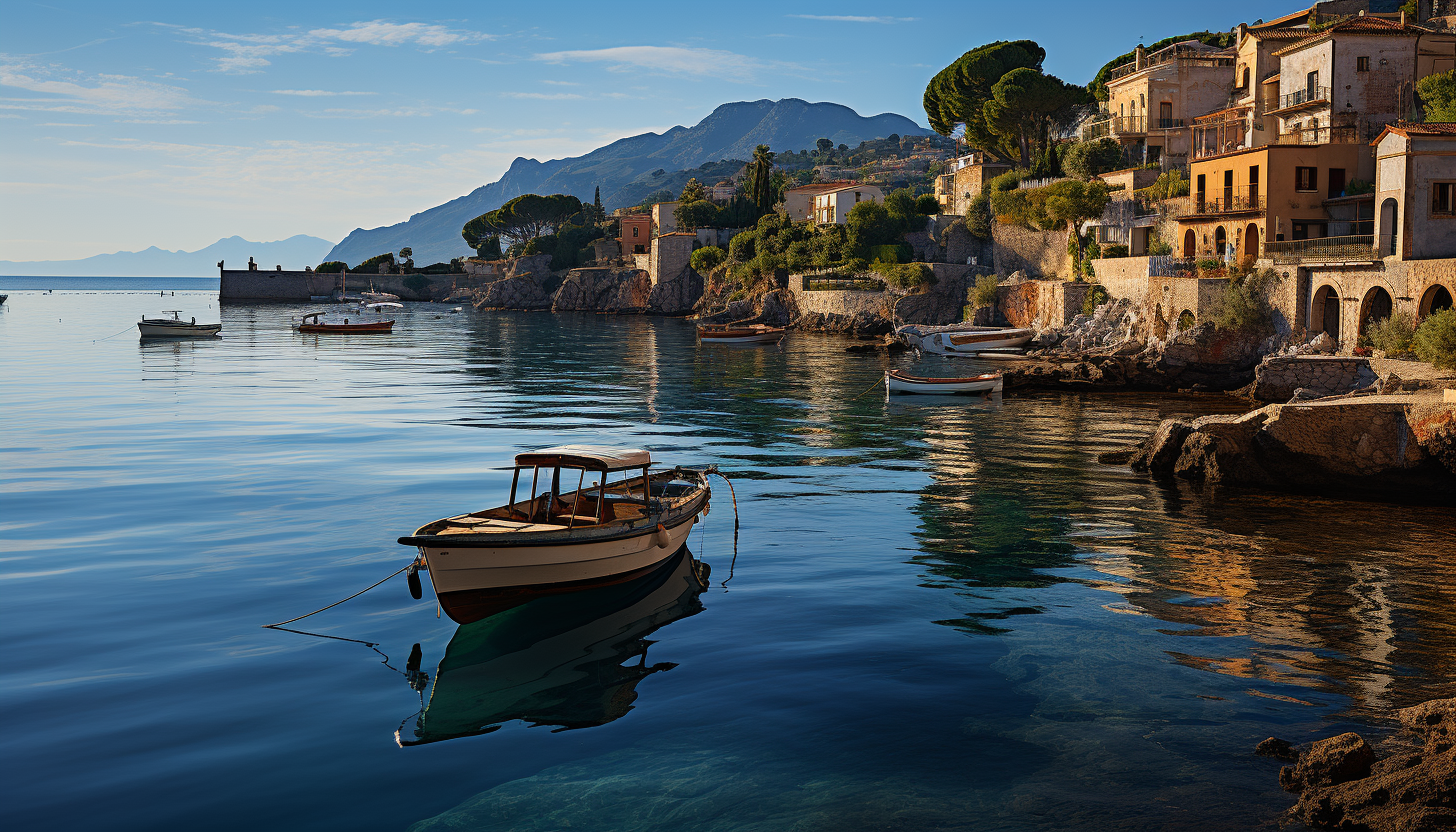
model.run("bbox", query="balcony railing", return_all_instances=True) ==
[1188,187,1265,215]
[1081,115,1186,139]
[1108,47,1235,80]
[1272,125,1360,146]
[1265,234,1383,264]
[1272,86,1331,112]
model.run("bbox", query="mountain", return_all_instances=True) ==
[0,235,336,277]
[326,99,931,266]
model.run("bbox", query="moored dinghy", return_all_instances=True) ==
[884,369,1003,395]
[138,310,222,338]
[697,323,786,344]
[397,445,711,624]
[897,323,1033,355]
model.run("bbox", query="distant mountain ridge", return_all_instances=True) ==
[0,235,335,277]
[326,99,931,266]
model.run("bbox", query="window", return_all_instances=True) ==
[1434,182,1456,215]
[1296,166,1318,192]
[1357,56,1370,72]
[1159,101,1172,127]
[632,226,639,238]
[854,191,862,202]
[1306,70,1319,98]
[1139,94,1145,109]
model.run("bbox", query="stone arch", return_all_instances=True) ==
[1177,309,1196,330]
[1214,226,1227,257]
[1312,284,1341,340]
[1183,228,1196,258]
[1358,285,1393,337]
[1244,223,1259,260]
[1419,283,1454,318]
[1380,197,1399,257]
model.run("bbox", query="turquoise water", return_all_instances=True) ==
[2,285,1453,831]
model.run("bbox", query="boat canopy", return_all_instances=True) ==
[514,445,652,472]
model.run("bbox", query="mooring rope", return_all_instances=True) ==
[705,471,740,587]
[92,323,141,343]
[262,563,412,630]
[850,372,886,401]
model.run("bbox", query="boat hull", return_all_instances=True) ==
[885,371,1003,395]
[138,322,221,338]
[297,321,395,333]
[416,514,699,624]
[698,326,785,344]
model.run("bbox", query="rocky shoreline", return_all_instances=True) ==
[1258,698,1456,830]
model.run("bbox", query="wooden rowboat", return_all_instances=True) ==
[138,310,221,338]
[296,311,395,333]
[884,369,1003,395]
[397,446,711,624]
[697,323,786,344]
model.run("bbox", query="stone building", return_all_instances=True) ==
[620,214,651,256]
[812,184,884,225]
[1373,123,1456,259]
[783,182,851,223]
[933,150,1011,216]
[652,201,678,235]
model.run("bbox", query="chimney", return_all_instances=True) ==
[1401,9,1408,25]
[1237,22,1248,41]
[1135,44,1146,69]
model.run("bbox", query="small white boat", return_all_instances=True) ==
[398,446,711,624]
[361,291,400,302]
[138,310,221,338]
[884,369,1003,395]
[897,323,1033,354]
[697,323,786,344]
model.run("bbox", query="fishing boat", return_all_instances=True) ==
[360,282,400,303]
[397,446,711,624]
[296,304,396,333]
[897,323,1033,354]
[884,369,1003,395]
[697,322,786,344]
[137,310,222,338]
[397,548,708,745]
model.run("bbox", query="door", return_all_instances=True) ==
[1328,168,1345,200]
[1223,170,1234,210]
[1159,102,1173,128]
[1196,174,1206,212]
[1249,165,1260,207]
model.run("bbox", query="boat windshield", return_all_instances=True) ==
[506,463,653,527]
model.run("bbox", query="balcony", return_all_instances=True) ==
[1081,115,1186,139]
[1272,125,1360,146]
[1107,46,1235,81]
[1269,86,1331,115]
[1265,234,1383,264]
[1187,186,1265,216]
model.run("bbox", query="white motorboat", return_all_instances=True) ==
[884,369,1003,395]
[697,323,786,344]
[897,323,1033,354]
[137,310,221,338]
[398,446,711,624]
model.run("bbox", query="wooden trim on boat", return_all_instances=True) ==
[887,370,1000,384]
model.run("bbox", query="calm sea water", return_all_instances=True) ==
[3,280,1453,831]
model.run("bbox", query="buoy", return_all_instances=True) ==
[407,562,423,599]
[654,524,671,549]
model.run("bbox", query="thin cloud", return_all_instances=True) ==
[270,89,377,97]
[787,15,917,23]
[164,20,493,74]
[0,59,195,115]
[502,91,583,100]
[534,45,801,82]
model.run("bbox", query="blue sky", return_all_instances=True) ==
[2,0,1282,261]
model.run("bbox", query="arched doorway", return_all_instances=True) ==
[1312,284,1340,340]
[1244,223,1259,260]
[1420,283,1454,318]
[1214,226,1227,257]
[1359,286,1393,337]
[1177,309,1196,331]
[1380,197,1399,257]
[1183,229,1196,258]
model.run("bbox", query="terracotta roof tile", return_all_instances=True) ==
[1277,15,1415,53]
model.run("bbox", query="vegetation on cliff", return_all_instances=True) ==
[1414,307,1456,368]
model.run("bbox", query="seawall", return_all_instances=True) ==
[218,269,473,302]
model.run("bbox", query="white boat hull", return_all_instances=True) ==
[138,322,221,338]
[918,331,1031,355]
[418,514,698,595]
[700,333,784,344]
[885,373,1003,395]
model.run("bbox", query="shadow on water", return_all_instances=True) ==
[399,549,710,746]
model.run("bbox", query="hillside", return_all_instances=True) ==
[327,99,930,266]
[0,235,335,277]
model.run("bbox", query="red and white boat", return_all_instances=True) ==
[884,369,1003,395]
[296,305,396,334]
[398,446,711,624]
[697,323,786,344]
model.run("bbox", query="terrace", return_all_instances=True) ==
[1187,185,1264,216]
[1107,43,1236,81]
[1265,234,1385,264]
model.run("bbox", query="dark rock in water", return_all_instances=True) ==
[884,341,909,353]
[1097,446,1139,465]
[844,344,878,354]
[1275,699,1456,831]
[1128,420,1192,473]
[1256,737,1299,762]
[1279,733,1375,793]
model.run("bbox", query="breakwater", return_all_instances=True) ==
[218,268,473,302]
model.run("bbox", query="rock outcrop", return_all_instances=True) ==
[1267,698,1456,831]
[552,267,649,313]
[1113,396,1456,498]
[472,255,554,311]
[1247,356,1378,403]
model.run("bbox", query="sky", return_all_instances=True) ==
[1,0,1283,261]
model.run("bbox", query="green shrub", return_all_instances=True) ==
[1102,244,1129,258]
[877,262,935,290]
[914,194,941,214]
[869,243,910,265]
[1061,138,1123,180]
[972,274,999,307]
[355,252,395,272]
[1414,307,1456,368]
[1177,309,1197,330]
[1081,283,1110,315]
[315,261,346,273]
[1144,169,1190,201]
[1212,268,1281,332]
[1196,258,1223,274]
[966,193,992,239]
[1365,311,1418,356]
[690,245,726,274]
[1147,237,1173,256]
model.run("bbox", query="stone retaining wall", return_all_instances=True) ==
[219,269,473,301]
[993,224,1069,278]
[997,279,1089,329]
[1091,257,1151,301]
[1249,356,1377,402]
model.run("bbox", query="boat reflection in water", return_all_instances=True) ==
[398,548,709,746]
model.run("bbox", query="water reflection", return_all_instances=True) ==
[398,550,709,745]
